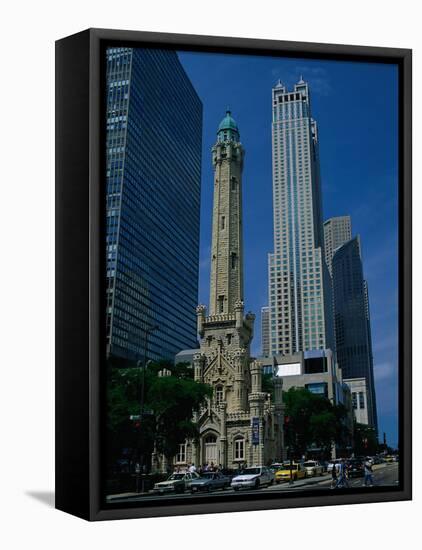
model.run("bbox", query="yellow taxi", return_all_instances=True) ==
[274,463,307,483]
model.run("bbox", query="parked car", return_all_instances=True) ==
[346,459,365,478]
[231,466,274,490]
[190,471,231,493]
[274,463,307,483]
[303,460,324,477]
[269,463,284,473]
[153,471,200,494]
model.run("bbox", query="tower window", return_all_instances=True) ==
[221,216,225,230]
[231,253,236,269]
[218,296,224,313]
[231,176,237,191]
[216,386,223,404]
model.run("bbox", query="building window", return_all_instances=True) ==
[231,253,236,269]
[359,392,365,409]
[221,216,225,230]
[352,392,357,409]
[216,386,223,404]
[218,295,224,313]
[227,333,232,345]
[175,442,187,464]
[305,382,328,398]
[234,438,245,461]
[231,176,237,191]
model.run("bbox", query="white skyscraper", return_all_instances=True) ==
[268,78,334,356]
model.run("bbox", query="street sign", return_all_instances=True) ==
[252,417,260,446]
[130,415,141,421]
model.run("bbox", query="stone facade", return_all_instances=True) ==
[188,112,283,470]
[155,112,284,473]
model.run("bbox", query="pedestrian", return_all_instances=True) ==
[335,459,349,488]
[364,459,374,487]
[330,461,337,489]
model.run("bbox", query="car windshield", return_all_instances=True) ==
[241,468,260,475]
[304,462,316,467]
[169,474,184,480]
[282,465,298,470]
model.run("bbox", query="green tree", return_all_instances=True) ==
[262,373,275,399]
[106,358,212,472]
[283,387,349,457]
[147,375,212,461]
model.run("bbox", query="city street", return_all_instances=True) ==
[107,462,399,504]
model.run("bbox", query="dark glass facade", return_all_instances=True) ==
[105,47,203,362]
[332,236,378,431]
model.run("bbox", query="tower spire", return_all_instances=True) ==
[209,112,244,315]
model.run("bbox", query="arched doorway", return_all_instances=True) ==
[204,434,218,465]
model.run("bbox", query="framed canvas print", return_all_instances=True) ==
[55,28,412,521]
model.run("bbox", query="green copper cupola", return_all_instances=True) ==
[217,109,240,142]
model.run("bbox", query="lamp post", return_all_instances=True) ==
[135,322,159,493]
[284,415,294,486]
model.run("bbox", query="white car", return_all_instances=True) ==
[303,460,324,477]
[231,466,274,490]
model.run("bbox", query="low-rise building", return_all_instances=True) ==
[259,349,354,457]
[344,377,369,425]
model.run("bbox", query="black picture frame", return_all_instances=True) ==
[55,28,412,521]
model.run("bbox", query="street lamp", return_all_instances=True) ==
[135,322,159,493]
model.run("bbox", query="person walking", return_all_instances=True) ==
[335,459,349,488]
[364,459,374,487]
[330,462,338,489]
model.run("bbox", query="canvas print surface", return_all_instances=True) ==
[104,46,399,506]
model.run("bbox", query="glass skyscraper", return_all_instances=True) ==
[105,47,203,362]
[332,236,378,431]
[268,79,334,356]
[323,215,352,276]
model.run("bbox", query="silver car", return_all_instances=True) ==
[153,471,200,494]
[303,460,324,477]
[231,466,274,490]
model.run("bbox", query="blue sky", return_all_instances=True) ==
[178,51,398,448]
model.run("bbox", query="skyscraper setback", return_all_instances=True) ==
[268,79,334,356]
[261,306,270,357]
[105,47,202,362]
[323,216,352,275]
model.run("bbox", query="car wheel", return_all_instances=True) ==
[255,479,260,489]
